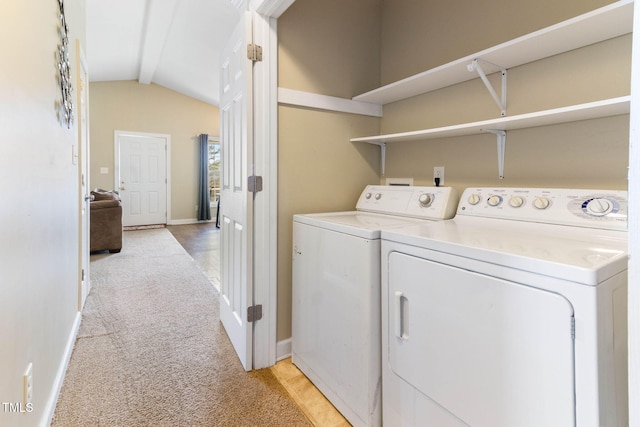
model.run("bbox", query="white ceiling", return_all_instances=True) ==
[86,0,242,106]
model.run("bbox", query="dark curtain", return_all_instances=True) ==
[197,134,211,221]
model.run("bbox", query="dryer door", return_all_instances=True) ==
[387,252,575,427]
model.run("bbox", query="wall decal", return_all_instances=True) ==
[57,0,73,129]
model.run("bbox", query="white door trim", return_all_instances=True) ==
[253,0,295,18]
[627,1,639,425]
[76,40,90,311]
[250,11,277,369]
[248,0,294,369]
[114,130,172,224]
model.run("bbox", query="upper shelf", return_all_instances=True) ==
[350,96,631,144]
[353,0,634,106]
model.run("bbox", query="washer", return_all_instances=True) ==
[292,185,458,427]
[381,187,628,427]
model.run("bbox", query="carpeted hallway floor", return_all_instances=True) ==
[52,227,311,426]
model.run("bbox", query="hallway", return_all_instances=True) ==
[52,226,310,426]
[167,223,350,426]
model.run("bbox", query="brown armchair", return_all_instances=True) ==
[90,189,122,253]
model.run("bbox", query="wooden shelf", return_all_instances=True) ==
[353,1,633,106]
[351,97,631,144]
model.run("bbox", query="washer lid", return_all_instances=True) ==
[381,216,628,286]
[293,211,427,239]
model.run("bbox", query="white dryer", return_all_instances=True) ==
[292,185,458,427]
[381,187,628,427]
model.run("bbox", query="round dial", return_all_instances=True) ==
[365,193,372,199]
[585,198,613,216]
[533,197,550,210]
[374,193,382,200]
[487,195,502,207]
[509,196,524,208]
[418,193,433,207]
[467,193,481,205]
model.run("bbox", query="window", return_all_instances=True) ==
[208,139,220,206]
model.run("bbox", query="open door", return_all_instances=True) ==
[219,11,255,371]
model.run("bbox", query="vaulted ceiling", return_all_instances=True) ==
[86,0,242,106]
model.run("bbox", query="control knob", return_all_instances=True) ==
[585,198,612,216]
[509,196,524,208]
[533,197,550,210]
[365,193,372,199]
[375,193,382,200]
[467,193,481,205]
[487,195,502,207]
[418,193,434,207]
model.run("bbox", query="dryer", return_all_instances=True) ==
[292,185,458,427]
[381,187,628,427]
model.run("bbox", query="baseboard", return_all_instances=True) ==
[167,218,215,225]
[276,337,292,361]
[42,311,81,427]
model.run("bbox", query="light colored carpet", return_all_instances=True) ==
[52,228,311,427]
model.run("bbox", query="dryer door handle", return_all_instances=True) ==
[395,291,408,340]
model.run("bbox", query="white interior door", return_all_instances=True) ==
[219,11,254,371]
[115,132,168,227]
[77,41,90,310]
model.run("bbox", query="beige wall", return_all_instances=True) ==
[0,0,85,425]
[381,0,617,85]
[277,0,382,341]
[89,81,219,222]
[279,0,382,98]
[380,0,630,193]
[277,0,630,345]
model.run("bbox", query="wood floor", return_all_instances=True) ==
[167,222,220,290]
[167,222,350,427]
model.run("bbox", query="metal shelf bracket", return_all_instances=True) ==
[353,141,386,175]
[484,129,506,179]
[468,59,507,116]
[375,142,387,176]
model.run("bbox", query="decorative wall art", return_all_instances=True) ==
[57,0,73,129]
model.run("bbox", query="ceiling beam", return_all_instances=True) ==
[138,0,182,84]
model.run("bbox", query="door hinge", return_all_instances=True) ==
[248,175,263,193]
[247,43,263,62]
[81,268,85,282]
[247,304,263,322]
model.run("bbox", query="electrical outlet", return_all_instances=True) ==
[434,166,445,185]
[23,363,33,406]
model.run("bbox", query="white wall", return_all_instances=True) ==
[0,1,85,426]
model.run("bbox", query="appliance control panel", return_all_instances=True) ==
[356,185,458,220]
[458,187,628,230]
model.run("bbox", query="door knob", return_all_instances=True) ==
[84,194,95,202]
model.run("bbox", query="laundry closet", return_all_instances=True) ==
[277,0,630,355]
[277,0,635,424]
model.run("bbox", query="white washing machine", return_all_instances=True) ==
[292,185,458,427]
[381,187,628,427]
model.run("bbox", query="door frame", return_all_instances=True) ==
[628,1,639,423]
[248,0,294,368]
[76,40,90,311]
[113,130,171,225]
